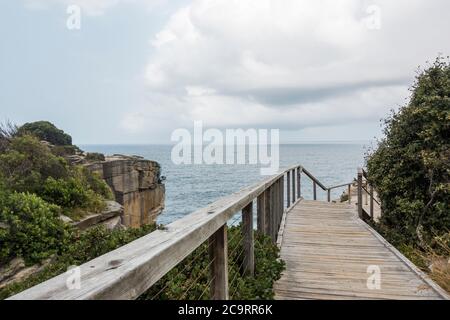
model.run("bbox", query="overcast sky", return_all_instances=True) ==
[1,0,449,144]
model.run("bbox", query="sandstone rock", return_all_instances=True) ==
[86,156,165,228]
[101,216,124,231]
[0,257,53,290]
[59,214,73,223]
[0,258,25,283]
[73,200,123,230]
[66,154,86,165]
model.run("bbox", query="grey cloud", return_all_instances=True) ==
[225,78,411,106]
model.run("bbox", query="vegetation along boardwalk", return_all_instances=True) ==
[275,200,448,300]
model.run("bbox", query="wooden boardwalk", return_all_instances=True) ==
[275,200,448,300]
[9,165,449,300]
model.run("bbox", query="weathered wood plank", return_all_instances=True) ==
[275,200,448,300]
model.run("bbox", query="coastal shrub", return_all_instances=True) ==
[141,226,285,300]
[0,224,157,299]
[86,152,105,162]
[17,121,72,146]
[0,121,18,153]
[0,224,284,300]
[74,166,113,200]
[41,176,106,218]
[51,145,80,157]
[366,56,450,247]
[0,134,112,215]
[0,135,68,193]
[0,192,70,265]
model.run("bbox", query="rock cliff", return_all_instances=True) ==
[86,155,165,228]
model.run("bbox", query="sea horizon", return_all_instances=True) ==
[81,143,367,225]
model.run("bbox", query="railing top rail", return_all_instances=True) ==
[300,167,327,190]
[328,182,354,190]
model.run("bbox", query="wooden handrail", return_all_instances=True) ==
[361,184,380,206]
[328,182,353,190]
[9,164,353,300]
[300,167,327,190]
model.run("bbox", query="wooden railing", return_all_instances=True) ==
[297,167,353,203]
[9,165,353,300]
[357,168,381,221]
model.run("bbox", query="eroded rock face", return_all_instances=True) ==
[73,200,124,230]
[86,155,165,228]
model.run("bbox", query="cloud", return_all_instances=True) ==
[21,0,450,141]
[133,0,450,136]
[24,0,164,16]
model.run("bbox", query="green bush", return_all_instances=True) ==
[366,56,450,247]
[72,166,113,200]
[0,135,68,194]
[0,224,284,300]
[0,135,112,216]
[41,177,101,210]
[0,192,70,265]
[17,121,72,146]
[141,226,285,300]
[86,152,105,162]
[51,145,80,157]
[0,121,18,154]
[0,224,157,299]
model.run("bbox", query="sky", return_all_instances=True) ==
[1,0,449,144]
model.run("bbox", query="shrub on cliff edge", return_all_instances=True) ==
[17,121,72,146]
[0,192,70,265]
[0,135,68,194]
[366,56,450,247]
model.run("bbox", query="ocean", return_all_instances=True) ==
[80,144,368,225]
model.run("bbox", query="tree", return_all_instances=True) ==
[366,56,450,247]
[17,121,72,146]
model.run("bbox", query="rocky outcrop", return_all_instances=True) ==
[0,257,53,290]
[86,155,165,228]
[72,201,124,230]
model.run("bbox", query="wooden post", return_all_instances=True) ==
[209,225,228,300]
[275,180,279,240]
[357,168,363,219]
[280,177,284,230]
[313,181,317,200]
[277,179,282,237]
[286,171,291,207]
[264,188,271,237]
[365,186,368,205]
[257,192,266,235]
[297,167,301,199]
[242,202,254,276]
[348,184,351,204]
[370,185,374,220]
[327,189,331,202]
[291,170,296,204]
[270,184,276,242]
